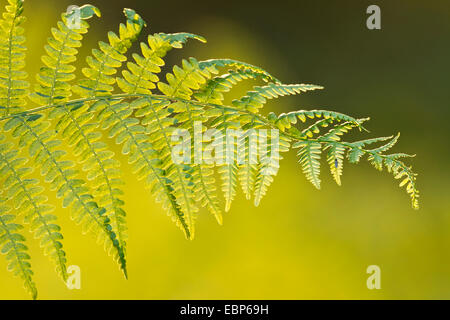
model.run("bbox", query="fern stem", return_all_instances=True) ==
[0,93,413,179]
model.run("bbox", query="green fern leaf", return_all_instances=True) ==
[346,136,393,164]
[0,135,67,281]
[194,69,270,105]
[73,9,145,97]
[0,0,28,116]
[198,58,279,83]
[233,83,323,113]
[48,102,128,264]
[0,200,37,299]
[3,115,127,276]
[118,32,205,95]
[274,109,366,133]
[30,5,100,106]
[219,162,238,212]
[0,2,421,297]
[294,140,322,189]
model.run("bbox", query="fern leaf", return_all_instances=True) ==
[207,109,241,211]
[237,130,258,200]
[157,59,221,230]
[253,131,291,206]
[198,58,279,83]
[0,136,67,280]
[116,30,213,230]
[0,200,37,299]
[30,5,100,106]
[186,104,223,224]
[318,119,370,185]
[219,162,238,212]
[118,32,205,95]
[193,69,269,105]
[48,102,128,263]
[387,156,419,209]
[192,163,222,224]
[368,133,400,154]
[146,102,200,233]
[3,114,127,276]
[319,118,370,141]
[164,61,225,224]
[325,142,346,186]
[346,136,393,164]
[274,109,366,133]
[0,0,28,116]
[233,83,323,113]
[194,70,284,208]
[294,140,322,189]
[30,5,126,265]
[392,163,419,209]
[91,98,192,239]
[73,9,145,98]
[158,57,216,99]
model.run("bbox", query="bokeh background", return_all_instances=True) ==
[0,0,449,299]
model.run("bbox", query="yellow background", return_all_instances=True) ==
[0,0,449,299]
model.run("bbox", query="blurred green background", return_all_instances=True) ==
[0,0,449,299]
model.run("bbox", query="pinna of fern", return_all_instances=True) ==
[0,0,419,299]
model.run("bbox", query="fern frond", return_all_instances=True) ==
[163,62,227,224]
[48,102,128,264]
[344,133,419,208]
[0,136,67,280]
[0,0,28,116]
[158,57,216,99]
[368,132,400,154]
[194,71,288,208]
[294,140,322,189]
[91,98,192,239]
[73,9,145,98]
[135,99,194,236]
[29,5,127,266]
[325,142,346,186]
[253,130,285,206]
[198,58,279,83]
[118,32,205,95]
[184,104,223,224]
[193,69,269,105]
[157,59,222,229]
[318,119,370,186]
[192,163,222,224]
[219,162,238,212]
[207,108,240,212]
[3,114,127,276]
[0,1,421,298]
[319,118,370,141]
[0,200,37,299]
[392,162,419,209]
[237,130,258,200]
[272,109,367,134]
[233,83,323,113]
[30,5,100,106]
[346,136,393,164]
